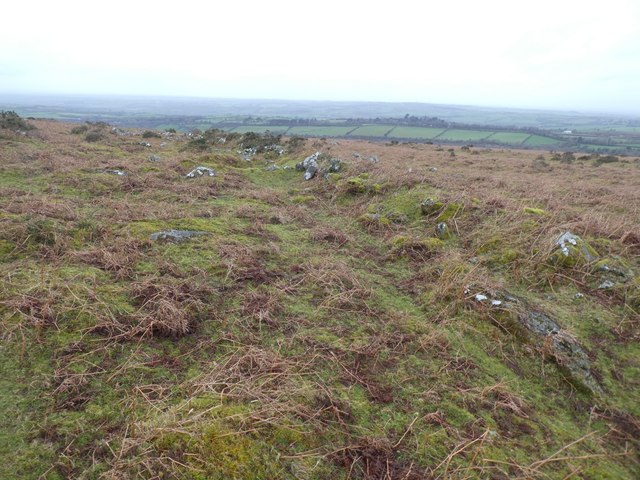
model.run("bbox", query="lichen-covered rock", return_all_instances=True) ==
[591,257,632,279]
[547,330,601,394]
[328,159,342,173]
[466,289,603,394]
[296,152,320,180]
[150,230,209,242]
[149,154,161,162]
[420,198,444,216]
[435,222,453,240]
[186,166,215,178]
[549,231,599,267]
[303,165,318,180]
[597,280,615,290]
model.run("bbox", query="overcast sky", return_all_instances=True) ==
[2,0,639,113]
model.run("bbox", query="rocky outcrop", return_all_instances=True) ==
[185,166,216,178]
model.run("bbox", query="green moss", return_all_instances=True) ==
[421,237,446,251]
[0,239,15,260]
[389,235,409,248]
[344,174,383,195]
[421,198,444,216]
[291,194,315,204]
[435,203,462,222]
[486,248,520,266]
[523,207,547,215]
[345,176,366,193]
[388,236,445,256]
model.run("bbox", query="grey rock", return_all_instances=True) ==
[264,144,285,155]
[421,198,443,216]
[150,230,209,242]
[516,303,601,394]
[149,155,161,162]
[435,222,452,239]
[597,280,615,290]
[304,165,318,180]
[297,152,320,169]
[186,166,215,178]
[367,155,379,163]
[555,231,597,262]
[519,310,562,336]
[468,291,602,394]
[103,169,126,176]
[472,292,502,307]
[594,260,630,279]
[265,164,280,171]
[241,147,257,160]
[296,152,320,180]
[328,158,342,173]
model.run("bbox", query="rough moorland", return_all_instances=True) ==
[1,119,638,479]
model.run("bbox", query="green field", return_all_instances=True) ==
[436,129,493,141]
[485,132,532,144]
[386,126,446,139]
[523,135,561,146]
[348,125,395,137]
[230,125,291,134]
[287,126,355,136]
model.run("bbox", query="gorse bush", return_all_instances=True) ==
[71,125,89,135]
[142,130,161,138]
[85,131,104,142]
[0,110,33,130]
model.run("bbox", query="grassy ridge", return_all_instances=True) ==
[0,120,638,479]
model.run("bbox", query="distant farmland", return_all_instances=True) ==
[349,125,395,137]
[217,123,640,152]
[436,129,493,141]
[485,132,532,145]
[386,126,446,139]
[287,126,355,136]
[220,124,564,148]
[523,134,562,146]
[230,125,291,134]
